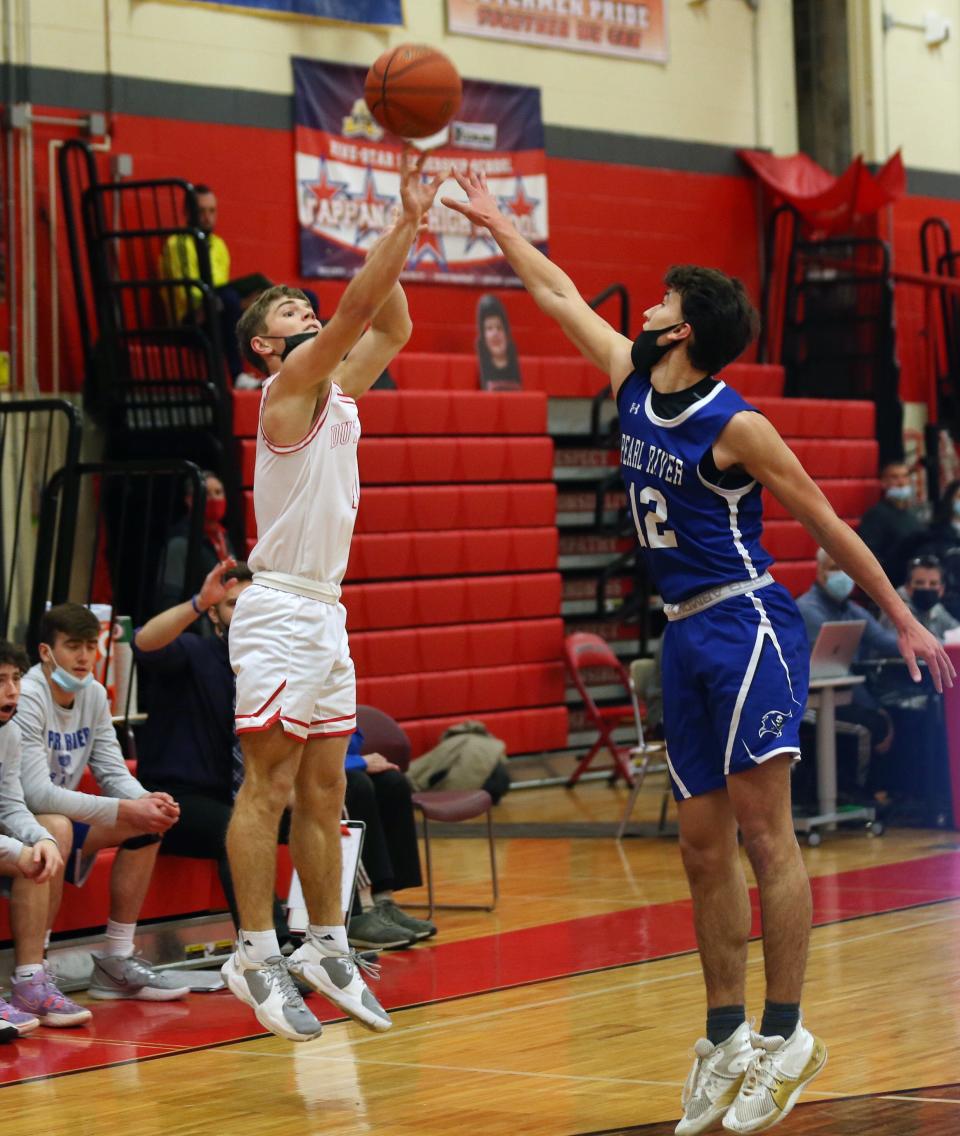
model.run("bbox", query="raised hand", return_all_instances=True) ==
[398,148,450,222]
[197,558,238,612]
[441,168,505,230]
[896,618,956,693]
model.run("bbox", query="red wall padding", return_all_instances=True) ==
[237,436,555,486]
[232,389,549,438]
[763,479,880,520]
[342,572,563,631]
[351,617,565,677]
[244,483,558,535]
[752,398,875,439]
[345,527,558,580]
[356,660,566,720]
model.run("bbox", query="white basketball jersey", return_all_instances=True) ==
[247,377,361,594]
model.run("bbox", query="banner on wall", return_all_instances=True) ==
[294,58,549,286]
[165,0,403,24]
[446,0,667,62]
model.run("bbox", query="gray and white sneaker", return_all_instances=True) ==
[375,898,437,941]
[221,951,323,1044]
[287,932,392,1033]
[89,953,191,1002]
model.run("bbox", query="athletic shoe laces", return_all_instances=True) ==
[739,1037,786,1098]
[347,949,381,982]
[263,959,309,1008]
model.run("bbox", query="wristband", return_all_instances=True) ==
[191,594,205,615]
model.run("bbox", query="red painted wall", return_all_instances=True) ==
[11,101,957,401]
[7,105,763,393]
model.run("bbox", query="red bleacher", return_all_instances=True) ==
[342,573,563,631]
[235,386,567,755]
[351,618,563,676]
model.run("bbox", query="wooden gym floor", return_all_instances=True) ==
[2,775,959,1136]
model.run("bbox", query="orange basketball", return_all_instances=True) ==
[364,44,462,139]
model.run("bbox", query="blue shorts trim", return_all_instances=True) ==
[661,583,809,801]
[65,821,98,887]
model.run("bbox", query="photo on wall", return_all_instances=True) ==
[476,294,521,391]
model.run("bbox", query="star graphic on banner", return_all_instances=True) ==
[463,220,500,257]
[303,161,349,228]
[352,167,394,247]
[502,178,539,222]
[408,223,445,269]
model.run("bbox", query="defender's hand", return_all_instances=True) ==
[897,618,956,692]
[442,168,506,230]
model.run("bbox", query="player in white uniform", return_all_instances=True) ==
[222,151,447,1042]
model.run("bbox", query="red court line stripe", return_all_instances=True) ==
[1,852,957,1088]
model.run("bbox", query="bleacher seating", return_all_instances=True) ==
[235,387,569,757]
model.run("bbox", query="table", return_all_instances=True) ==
[796,673,878,845]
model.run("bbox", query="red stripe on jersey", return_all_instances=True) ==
[260,382,332,455]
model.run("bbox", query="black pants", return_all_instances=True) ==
[344,768,422,894]
[144,781,290,937]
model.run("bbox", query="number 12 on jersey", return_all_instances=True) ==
[629,484,678,549]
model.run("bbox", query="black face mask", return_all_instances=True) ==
[279,331,319,360]
[911,588,940,613]
[631,322,685,375]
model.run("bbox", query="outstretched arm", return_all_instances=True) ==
[715,411,955,692]
[276,151,446,401]
[443,169,633,393]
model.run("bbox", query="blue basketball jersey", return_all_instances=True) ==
[617,371,773,604]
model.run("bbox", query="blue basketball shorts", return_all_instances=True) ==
[660,583,809,801]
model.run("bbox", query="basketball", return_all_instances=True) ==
[364,44,462,139]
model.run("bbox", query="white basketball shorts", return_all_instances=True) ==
[230,583,356,743]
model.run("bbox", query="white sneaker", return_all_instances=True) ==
[287,933,392,1033]
[221,950,323,1043]
[722,1023,827,1133]
[676,1020,758,1135]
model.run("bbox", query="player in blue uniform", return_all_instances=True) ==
[443,174,953,1134]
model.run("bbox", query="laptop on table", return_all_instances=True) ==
[809,620,866,680]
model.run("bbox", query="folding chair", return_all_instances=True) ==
[616,659,672,839]
[564,632,646,787]
[355,705,498,919]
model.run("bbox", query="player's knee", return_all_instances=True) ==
[296,768,346,812]
[678,835,730,882]
[740,825,794,879]
[36,813,72,855]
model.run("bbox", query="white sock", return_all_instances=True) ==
[359,883,374,912]
[14,963,44,982]
[104,919,137,958]
[238,928,281,964]
[372,890,394,905]
[308,924,349,955]
[43,931,51,952]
